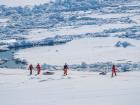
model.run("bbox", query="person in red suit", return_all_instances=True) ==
[112,65,117,77]
[36,63,41,75]
[63,63,68,76]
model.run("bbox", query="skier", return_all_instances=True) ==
[63,63,68,76]
[112,64,117,77]
[36,63,41,75]
[28,64,34,75]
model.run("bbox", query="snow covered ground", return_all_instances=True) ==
[15,37,140,66]
[0,1,140,105]
[0,0,54,7]
[79,13,134,19]
[0,68,140,105]
[0,18,9,27]
[12,0,140,67]
[24,23,137,41]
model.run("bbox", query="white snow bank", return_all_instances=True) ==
[0,18,9,23]
[80,13,134,19]
[56,23,136,36]
[131,15,140,24]
[0,69,140,105]
[0,39,16,50]
[24,29,56,41]
[123,0,140,6]
[15,37,140,65]
[0,0,54,7]
[0,46,9,51]
[25,23,137,41]
[0,18,9,26]
[0,39,16,44]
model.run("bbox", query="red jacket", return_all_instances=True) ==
[36,64,41,70]
[112,65,116,72]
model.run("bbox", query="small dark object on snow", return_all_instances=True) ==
[99,72,107,75]
[43,71,54,75]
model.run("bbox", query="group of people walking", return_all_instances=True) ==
[28,63,68,76]
[28,63,41,75]
[28,63,117,77]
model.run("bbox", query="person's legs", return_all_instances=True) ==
[66,69,67,75]
[64,69,67,76]
[30,70,32,75]
[114,71,117,76]
[112,71,114,77]
[37,69,40,75]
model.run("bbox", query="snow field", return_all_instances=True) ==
[0,0,54,7]
[15,37,140,65]
[0,68,140,105]
[25,23,137,41]
[0,1,140,104]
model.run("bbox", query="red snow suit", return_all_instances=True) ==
[36,64,41,75]
[63,64,68,76]
[112,65,117,77]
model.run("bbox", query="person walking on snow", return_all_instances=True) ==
[28,64,34,75]
[112,64,117,77]
[36,63,41,75]
[63,63,68,76]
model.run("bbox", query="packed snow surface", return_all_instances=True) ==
[15,37,140,65]
[0,68,140,105]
